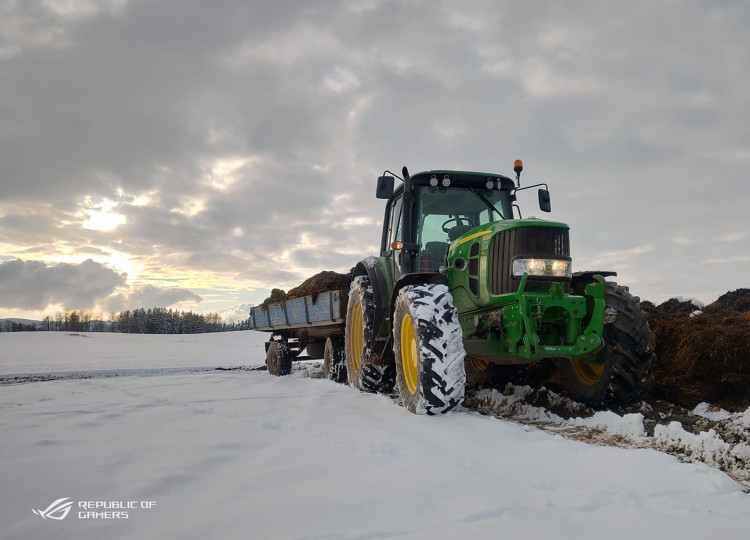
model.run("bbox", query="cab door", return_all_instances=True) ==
[382,193,403,281]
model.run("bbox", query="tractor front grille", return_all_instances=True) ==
[488,226,570,294]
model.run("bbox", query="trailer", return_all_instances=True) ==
[249,289,349,381]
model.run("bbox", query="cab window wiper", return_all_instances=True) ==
[469,188,504,220]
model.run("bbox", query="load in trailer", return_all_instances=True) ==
[250,161,656,414]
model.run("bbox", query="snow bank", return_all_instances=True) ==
[653,418,750,486]
[654,422,730,463]
[473,386,566,424]
[693,402,733,421]
[473,386,647,442]
[570,411,647,440]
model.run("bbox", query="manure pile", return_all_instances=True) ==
[642,288,750,410]
[261,271,352,312]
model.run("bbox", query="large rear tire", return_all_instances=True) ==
[560,282,656,407]
[266,340,292,377]
[344,276,394,393]
[393,283,466,415]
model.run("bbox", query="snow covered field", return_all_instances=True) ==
[2,331,750,540]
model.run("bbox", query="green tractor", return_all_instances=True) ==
[342,161,655,415]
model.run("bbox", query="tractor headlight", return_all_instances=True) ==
[549,259,570,277]
[512,258,572,279]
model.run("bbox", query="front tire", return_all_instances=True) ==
[560,282,656,407]
[393,283,466,415]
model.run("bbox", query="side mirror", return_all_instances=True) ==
[376,176,394,199]
[538,189,551,212]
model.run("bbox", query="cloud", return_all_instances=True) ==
[217,303,254,324]
[0,258,126,310]
[101,285,202,313]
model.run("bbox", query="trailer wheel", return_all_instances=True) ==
[345,276,393,393]
[560,282,656,407]
[266,340,292,377]
[393,283,466,415]
[324,336,347,383]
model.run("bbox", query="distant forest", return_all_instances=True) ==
[1,308,251,334]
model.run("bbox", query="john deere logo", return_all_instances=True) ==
[32,497,74,520]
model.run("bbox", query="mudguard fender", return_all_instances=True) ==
[352,257,395,358]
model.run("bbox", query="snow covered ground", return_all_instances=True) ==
[2,331,750,540]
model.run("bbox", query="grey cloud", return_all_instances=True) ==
[0,258,126,310]
[0,206,77,246]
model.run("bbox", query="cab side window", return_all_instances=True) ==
[387,196,403,246]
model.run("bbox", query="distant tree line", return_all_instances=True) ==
[0,308,251,334]
[40,310,108,332]
[0,321,40,332]
[108,308,251,334]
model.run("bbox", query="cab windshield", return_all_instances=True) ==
[416,186,511,272]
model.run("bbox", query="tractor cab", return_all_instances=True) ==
[377,166,549,277]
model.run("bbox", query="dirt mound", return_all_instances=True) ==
[260,271,352,311]
[641,298,697,320]
[260,289,288,312]
[286,271,352,301]
[704,288,750,314]
[646,289,750,411]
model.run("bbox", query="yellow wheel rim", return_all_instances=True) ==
[400,313,418,395]
[469,358,490,372]
[569,357,605,386]
[350,299,363,372]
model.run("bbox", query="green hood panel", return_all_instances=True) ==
[448,218,569,253]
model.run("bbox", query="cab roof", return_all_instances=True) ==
[410,170,516,191]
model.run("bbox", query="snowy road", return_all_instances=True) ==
[2,331,750,540]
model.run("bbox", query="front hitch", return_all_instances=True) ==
[501,274,607,360]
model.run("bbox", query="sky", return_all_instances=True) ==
[1,0,749,321]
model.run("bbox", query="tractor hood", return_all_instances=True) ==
[448,218,570,253]
[447,218,572,296]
